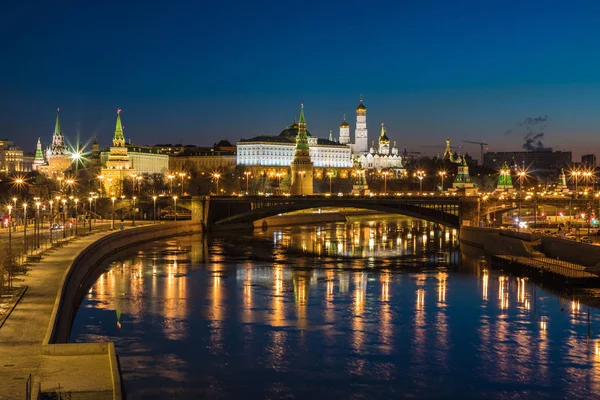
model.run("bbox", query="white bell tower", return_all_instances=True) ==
[354,95,368,154]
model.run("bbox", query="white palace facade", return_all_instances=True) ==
[236,98,404,172]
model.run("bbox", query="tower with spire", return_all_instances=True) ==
[33,137,45,170]
[339,114,350,145]
[496,161,514,192]
[378,122,390,155]
[290,104,314,196]
[39,108,72,175]
[354,95,368,154]
[101,109,136,196]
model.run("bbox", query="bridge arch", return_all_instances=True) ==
[208,197,461,229]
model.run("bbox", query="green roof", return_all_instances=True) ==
[54,108,62,134]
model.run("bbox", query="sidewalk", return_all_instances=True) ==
[0,226,140,399]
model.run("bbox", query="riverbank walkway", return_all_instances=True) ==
[0,224,150,400]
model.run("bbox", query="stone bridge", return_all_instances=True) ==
[176,195,481,230]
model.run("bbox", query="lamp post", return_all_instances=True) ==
[152,196,157,223]
[7,205,12,263]
[415,170,425,194]
[111,197,116,230]
[74,198,79,235]
[381,170,389,194]
[132,196,136,226]
[518,170,526,193]
[438,170,447,192]
[327,171,333,195]
[179,172,186,196]
[212,173,221,195]
[173,196,178,223]
[244,171,251,194]
[35,201,41,249]
[49,201,53,244]
[61,199,67,238]
[88,197,93,233]
[12,197,17,232]
[23,202,27,256]
[167,174,175,195]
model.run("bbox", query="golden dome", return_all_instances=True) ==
[339,120,349,128]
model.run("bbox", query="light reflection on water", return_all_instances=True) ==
[70,217,600,399]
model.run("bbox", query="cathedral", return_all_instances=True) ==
[343,98,404,174]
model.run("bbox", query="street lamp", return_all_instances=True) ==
[88,197,93,233]
[415,170,425,194]
[173,196,178,223]
[132,196,137,226]
[23,202,27,256]
[7,205,12,263]
[244,171,251,194]
[49,200,53,244]
[178,172,186,196]
[438,170,447,191]
[381,170,390,194]
[327,171,334,194]
[152,196,157,223]
[12,197,17,232]
[74,198,79,235]
[111,197,116,230]
[61,199,67,238]
[167,174,175,195]
[35,201,41,249]
[212,173,221,195]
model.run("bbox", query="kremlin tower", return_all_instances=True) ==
[33,137,45,170]
[100,109,136,196]
[354,96,368,154]
[38,108,72,175]
[290,104,314,196]
[378,122,390,155]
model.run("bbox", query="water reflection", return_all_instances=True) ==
[69,218,600,399]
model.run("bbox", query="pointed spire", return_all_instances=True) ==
[34,137,44,161]
[113,108,125,147]
[295,103,309,152]
[329,130,333,141]
[54,108,62,134]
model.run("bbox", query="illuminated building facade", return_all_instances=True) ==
[358,122,402,172]
[0,140,30,175]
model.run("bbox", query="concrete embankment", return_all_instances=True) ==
[0,221,201,400]
[460,226,536,257]
[540,237,600,271]
[46,221,200,344]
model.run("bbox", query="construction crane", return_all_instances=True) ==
[462,141,488,164]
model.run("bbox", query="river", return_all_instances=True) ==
[70,216,600,399]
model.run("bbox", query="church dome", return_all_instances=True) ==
[356,99,366,113]
[279,120,311,140]
[339,120,349,128]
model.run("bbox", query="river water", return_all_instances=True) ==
[70,217,600,399]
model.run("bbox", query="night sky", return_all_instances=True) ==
[2,0,600,160]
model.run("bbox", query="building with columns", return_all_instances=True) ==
[290,105,314,195]
[100,109,136,196]
[237,119,351,169]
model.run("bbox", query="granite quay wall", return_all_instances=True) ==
[541,237,600,269]
[44,221,201,345]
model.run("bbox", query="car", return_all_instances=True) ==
[565,235,577,241]
[581,236,593,244]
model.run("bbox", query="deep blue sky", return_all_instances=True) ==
[2,0,600,160]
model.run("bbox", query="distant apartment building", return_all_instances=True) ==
[582,153,597,167]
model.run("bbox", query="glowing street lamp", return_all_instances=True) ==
[414,170,426,194]
[132,196,137,226]
[35,201,41,249]
[212,173,221,195]
[111,197,116,230]
[74,198,79,235]
[22,202,27,255]
[88,197,93,232]
[244,171,251,194]
[7,205,12,262]
[327,171,334,194]
[173,196,178,223]
[381,170,390,194]
[438,170,447,191]
[61,199,67,238]
[178,172,186,196]
[152,196,157,223]
[167,174,175,195]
